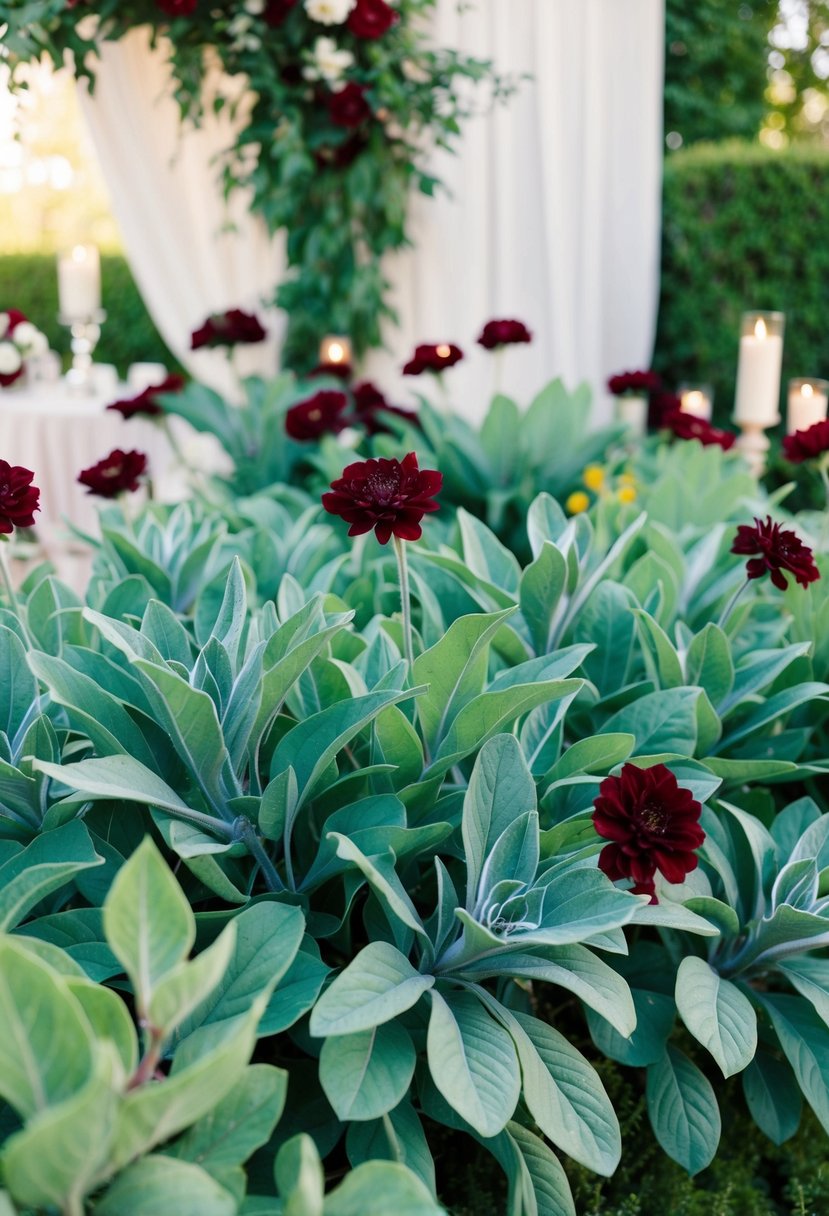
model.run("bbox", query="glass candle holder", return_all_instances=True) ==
[733,311,785,427]
[787,378,829,434]
[679,384,714,421]
[57,245,101,321]
[59,310,107,395]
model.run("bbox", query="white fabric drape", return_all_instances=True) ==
[79,1,664,422]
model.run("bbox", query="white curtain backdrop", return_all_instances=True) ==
[79,1,664,423]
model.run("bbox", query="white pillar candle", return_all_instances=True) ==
[319,334,352,366]
[679,387,713,421]
[57,245,101,320]
[616,394,648,436]
[733,313,784,427]
[787,378,828,434]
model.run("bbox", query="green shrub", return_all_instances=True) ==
[0,252,180,376]
[654,141,829,426]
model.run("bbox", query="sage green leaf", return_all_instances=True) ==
[0,938,94,1119]
[685,623,734,708]
[66,977,139,1074]
[325,1161,446,1216]
[0,624,37,746]
[519,542,568,655]
[488,1120,577,1216]
[275,1134,324,1216]
[675,956,757,1077]
[458,508,522,595]
[587,988,676,1067]
[426,989,520,1137]
[149,922,237,1039]
[509,1010,620,1175]
[544,733,635,784]
[262,943,329,1035]
[760,992,829,1135]
[720,682,829,750]
[0,820,103,932]
[741,1051,802,1145]
[209,558,247,667]
[103,836,195,1015]
[345,1100,435,1195]
[172,1064,288,1170]
[778,957,829,1027]
[462,735,537,912]
[96,1155,236,1216]
[310,942,434,1037]
[646,1046,721,1175]
[602,687,700,756]
[2,1045,118,1213]
[634,609,683,688]
[319,1022,416,1121]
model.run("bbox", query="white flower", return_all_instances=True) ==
[12,322,48,356]
[402,57,430,84]
[304,0,356,26]
[303,36,354,84]
[0,342,22,376]
[244,0,266,12]
[228,13,254,35]
[0,314,8,340]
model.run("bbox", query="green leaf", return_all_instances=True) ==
[310,942,434,1037]
[275,1134,324,1216]
[778,957,829,1027]
[544,734,635,784]
[426,989,520,1138]
[646,1046,721,1175]
[66,978,139,1074]
[487,1121,576,1216]
[634,610,683,688]
[0,938,94,1119]
[345,1100,435,1195]
[324,1161,446,1216]
[0,821,103,932]
[2,1046,117,1213]
[519,542,568,655]
[0,625,37,746]
[462,735,536,912]
[602,687,700,756]
[103,836,195,1015]
[172,1064,288,1170]
[675,956,757,1077]
[96,1155,236,1216]
[149,922,237,1039]
[587,988,676,1067]
[742,1051,802,1145]
[760,992,829,1136]
[319,1022,416,1122]
[686,623,734,708]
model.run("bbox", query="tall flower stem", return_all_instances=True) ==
[0,541,31,647]
[717,577,750,630]
[819,455,829,550]
[393,535,415,674]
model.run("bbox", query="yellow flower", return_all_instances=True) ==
[618,485,638,504]
[566,490,591,515]
[582,464,605,492]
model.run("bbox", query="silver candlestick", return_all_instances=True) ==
[59,310,107,395]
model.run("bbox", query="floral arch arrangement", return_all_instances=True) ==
[0,0,506,368]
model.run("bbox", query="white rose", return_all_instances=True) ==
[0,314,8,340]
[0,342,23,375]
[304,0,356,26]
[304,36,354,84]
[228,13,254,35]
[11,321,47,356]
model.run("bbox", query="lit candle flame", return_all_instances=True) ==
[754,317,768,340]
[436,344,451,358]
[327,342,345,363]
[802,383,814,398]
[685,391,703,409]
[72,245,88,263]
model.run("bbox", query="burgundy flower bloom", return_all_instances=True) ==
[607,369,662,396]
[477,319,532,350]
[782,419,829,464]
[326,83,372,129]
[78,449,148,498]
[322,451,441,544]
[0,309,30,387]
[285,391,349,441]
[314,133,369,170]
[731,515,820,592]
[106,374,186,420]
[664,410,736,450]
[593,764,704,902]
[308,360,353,382]
[348,0,397,39]
[0,461,40,534]
[190,309,267,350]
[403,343,464,375]
[648,389,681,429]
[264,0,297,24]
[156,0,197,15]
[352,381,419,436]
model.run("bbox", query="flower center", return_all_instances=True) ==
[308,409,321,421]
[636,797,669,834]
[0,483,8,496]
[366,469,400,502]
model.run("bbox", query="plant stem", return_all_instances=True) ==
[819,455,829,550]
[393,535,415,674]
[717,577,750,630]
[0,540,31,647]
[235,816,285,892]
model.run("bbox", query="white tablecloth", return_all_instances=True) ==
[0,378,184,557]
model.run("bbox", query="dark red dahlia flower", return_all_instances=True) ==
[190,309,267,350]
[78,449,148,498]
[322,451,441,544]
[403,343,463,375]
[352,381,419,436]
[664,410,736,450]
[314,133,368,170]
[348,0,397,39]
[607,369,662,396]
[327,83,372,129]
[156,0,197,15]
[264,0,297,25]
[648,389,681,429]
[593,763,704,902]
[285,391,348,441]
[0,461,40,534]
[0,310,29,387]
[731,515,820,592]
[782,419,829,464]
[106,374,186,420]
[477,319,532,350]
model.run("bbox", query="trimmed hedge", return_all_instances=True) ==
[0,252,179,377]
[654,140,829,425]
